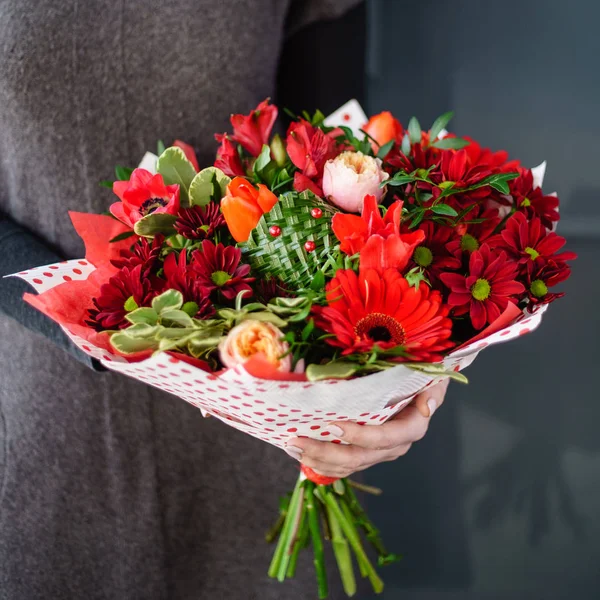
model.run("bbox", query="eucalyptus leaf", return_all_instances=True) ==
[407,117,422,144]
[152,289,184,313]
[133,213,177,238]
[156,147,197,204]
[188,167,231,207]
[401,133,411,155]
[377,139,395,160]
[428,111,454,142]
[306,362,360,382]
[431,137,470,150]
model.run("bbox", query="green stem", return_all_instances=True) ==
[320,488,384,594]
[307,483,328,599]
[268,476,304,579]
[265,511,286,543]
[316,488,357,597]
[286,497,308,578]
[277,479,306,582]
[348,479,383,496]
[341,498,367,579]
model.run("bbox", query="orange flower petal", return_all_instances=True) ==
[221,194,263,243]
[256,184,278,213]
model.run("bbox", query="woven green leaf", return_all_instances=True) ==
[241,190,339,289]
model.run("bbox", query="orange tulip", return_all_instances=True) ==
[363,111,403,150]
[221,177,278,242]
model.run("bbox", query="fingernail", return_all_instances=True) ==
[327,424,345,437]
[427,398,437,417]
[285,445,303,461]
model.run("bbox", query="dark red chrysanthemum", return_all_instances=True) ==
[111,234,164,276]
[525,258,572,306]
[447,207,502,260]
[214,133,246,177]
[87,264,157,331]
[162,250,214,318]
[440,244,525,330]
[405,221,461,287]
[312,268,454,362]
[509,168,559,229]
[488,211,576,275]
[462,136,521,173]
[174,203,226,240]
[254,277,290,304]
[191,240,254,301]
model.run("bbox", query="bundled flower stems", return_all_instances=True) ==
[10,99,575,597]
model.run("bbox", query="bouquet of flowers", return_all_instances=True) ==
[10,99,575,597]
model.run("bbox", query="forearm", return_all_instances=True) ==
[0,216,103,370]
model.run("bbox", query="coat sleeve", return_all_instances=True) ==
[285,0,364,36]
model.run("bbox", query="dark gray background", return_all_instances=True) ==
[361,1,600,598]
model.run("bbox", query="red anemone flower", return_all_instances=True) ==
[509,168,559,229]
[214,134,246,177]
[440,244,525,330]
[111,234,164,276]
[87,264,156,331]
[229,99,278,157]
[489,211,576,274]
[312,268,454,361]
[162,250,214,318]
[191,240,254,301]
[111,169,180,229]
[174,203,226,240]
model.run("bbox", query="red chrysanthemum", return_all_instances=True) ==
[525,258,572,306]
[462,136,520,173]
[214,133,246,177]
[312,268,454,362]
[162,250,214,318]
[440,245,525,330]
[406,221,461,286]
[174,203,226,240]
[254,277,290,304]
[229,99,278,157]
[447,207,502,259]
[509,168,559,229]
[111,234,164,276]
[111,169,180,229]
[191,240,254,301]
[488,211,576,275]
[87,264,157,331]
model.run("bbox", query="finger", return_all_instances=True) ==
[415,378,449,418]
[326,404,431,450]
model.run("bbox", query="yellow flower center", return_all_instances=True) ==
[471,278,491,301]
[414,246,433,268]
[530,279,548,298]
[460,234,479,252]
[524,246,539,260]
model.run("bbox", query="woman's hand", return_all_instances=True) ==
[284,380,449,478]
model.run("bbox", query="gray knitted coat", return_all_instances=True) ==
[0,1,360,598]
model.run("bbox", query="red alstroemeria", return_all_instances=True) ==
[214,134,246,178]
[230,99,278,157]
[406,221,461,286]
[111,234,164,276]
[440,245,525,330]
[286,120,337,180]
[488,211,576,274]
[312,268,454,361]
[191,240,254,301]
[509,168,559,229]
[87,264,157,331]
[293,172,324,197]
[162,250,214,318]
[111,169,180,229]
[525,258,572,306]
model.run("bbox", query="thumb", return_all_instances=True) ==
[415,379,450,418]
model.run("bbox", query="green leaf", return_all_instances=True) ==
[157,140,166,156]
[385,174,415,187]
[109,333,158,354]
[401,133,411,155]
[109,230,135,243]
[254,144,272,173]
[188,167,231,207]
[377,140,395,160]
[126,307,159,326]
[301,318,315,341]
[100,180,114,189]
[306,362,360,382]
[160,309,195,328]
[430,204,458,217]
[409,209,425,228]
[156,147,197,204]
[133,213,177,238]
[405,362,469,384]
[152,289,184,313]
[115,165,133,181]
[431,137,470,150]
[310,270,325,291]
[240,312,288,328]
[428,111,454,143]
[408,117,422,144]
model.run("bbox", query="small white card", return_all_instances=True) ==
[324,99,368,137]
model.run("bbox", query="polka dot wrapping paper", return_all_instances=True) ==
[9,260,548,451]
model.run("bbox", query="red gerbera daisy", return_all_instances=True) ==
[87,264,157,331]
[525,258,572,306]
[488,211,576,275]
[406,221,461,286]
[191,240,254,301]
[509,168,559,229]
[174,203,226,240]
[312,268,454,362]
[162,250,214,318]
[440,244,525,330]
[111,234,164,276]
